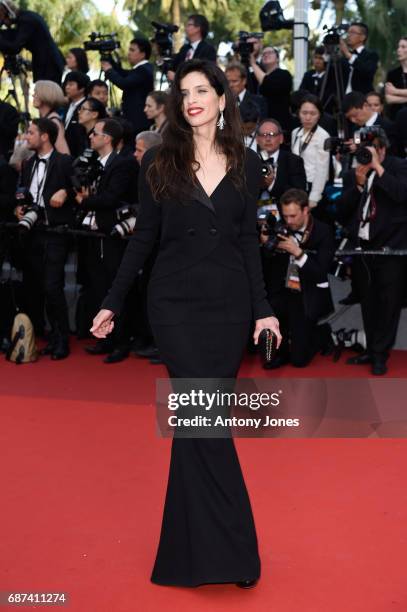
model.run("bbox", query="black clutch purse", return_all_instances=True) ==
[258,328,278,366]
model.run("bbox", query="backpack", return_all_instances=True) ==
[6,312,38,364]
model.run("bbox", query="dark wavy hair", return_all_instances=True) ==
[147,59,245,201]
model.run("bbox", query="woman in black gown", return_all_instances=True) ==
[91,60,281,588]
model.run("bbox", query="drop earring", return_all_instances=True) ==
[217,110,225,130]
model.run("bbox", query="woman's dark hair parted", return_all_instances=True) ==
[146,59,246,201]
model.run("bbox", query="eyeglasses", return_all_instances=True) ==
[257,131,281,138]
[79,106,93,112]
[90,130,106,137]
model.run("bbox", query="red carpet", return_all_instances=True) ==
[1,340,406,611]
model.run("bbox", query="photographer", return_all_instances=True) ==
[339,22,378,94]
[0,0,64,83]
[338,129,407,375]
[299,46,328,99]
[75,118,138,363]
[63,71,90,157]
[256,118,306,203]
[167,14,217,81]
[342,92,396,151]
[261,188,335,368]
[0,100,19,160]
[16,118,74,358]
[225,62,267,132]
[250,47,292,133]
[101,38,154,136]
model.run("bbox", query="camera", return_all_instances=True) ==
[3,54,32,76]
[261,158,275,178]
[260,1,294,32]
[84,32,120,62]
[321,24,348,50]
[257,206,290,252]
[110,205,137,238]
[232,31,264,66]
[71,148,103,190]
[324,127,384,164]
[151,21,179,72]
[15,187,40,232]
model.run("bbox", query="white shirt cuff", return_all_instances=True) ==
[348,54,357,65]
[295,253,308,268]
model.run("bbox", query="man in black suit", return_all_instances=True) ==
[0,1,64,83]
[168,14,217,80]
[300,46,328,98]
[102,38,154,136]
[225,62,267,146]
[0,101,19,161]
[340,22,379,94]
[337,129,407,375]
[256,118,306,206]
[15,118,74,358]
[261,188,335,368]
[63,71,90,157]
[75,118,138,363]
[342,91,397,152]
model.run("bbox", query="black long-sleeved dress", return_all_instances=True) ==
[102,146,273,586]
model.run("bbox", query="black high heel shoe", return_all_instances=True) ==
[235,579,258,589]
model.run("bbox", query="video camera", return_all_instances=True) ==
[232,31,264,66]
[3,54,32,76]
[321,24,348,52]
[151,21,179,72]
[260,1,294,32]
[84,32,120,62]
[71,148,103,191]
[324,126,386,165]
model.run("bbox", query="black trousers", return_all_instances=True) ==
[270,290,331,367]
[21,230,71,338]
[85,236,129,349]
[149,321,260,587]
[353,254,407,359]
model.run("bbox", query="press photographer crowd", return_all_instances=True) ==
[0,0,407,376]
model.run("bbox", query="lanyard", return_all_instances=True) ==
[293,125,317,156]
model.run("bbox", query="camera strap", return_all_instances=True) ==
[358,171,376,237]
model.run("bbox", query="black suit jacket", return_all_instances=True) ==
[64,102,88,158]
[173,40,217,71]
[105,63,154,135]
[0,11,64,83]
[262,148,306,201]
[342,48,379,94]
[0,102,19,160]
[102,147,273,325]
[239,90,267,123]
[20,150,74,227]
[81,152,138,233]
[347,114,398,154]
[264,217,335,321]
[338,155,407,249]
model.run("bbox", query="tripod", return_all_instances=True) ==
[319,45,351,171]
[0,57,31,131]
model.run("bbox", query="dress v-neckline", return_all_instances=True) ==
[196,172,229,200]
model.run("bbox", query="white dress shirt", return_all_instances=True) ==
[64,97,86,129]
[345,45,365,93]
[29,150,53,209]
[291,125,330,205]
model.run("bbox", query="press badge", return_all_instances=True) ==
[286,260,301,291]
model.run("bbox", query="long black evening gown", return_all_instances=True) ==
[102,146,273,586]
